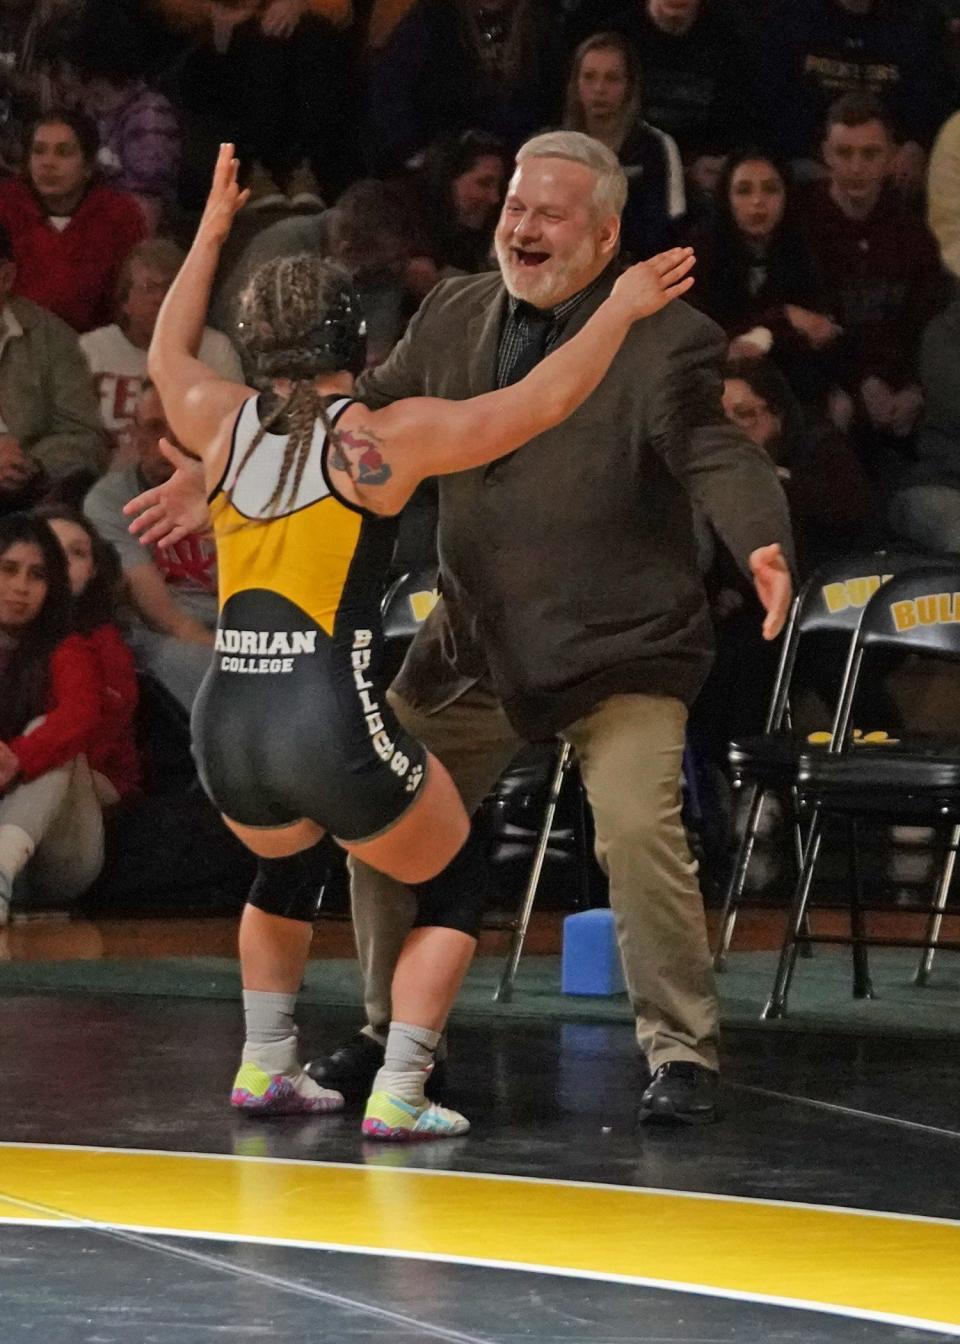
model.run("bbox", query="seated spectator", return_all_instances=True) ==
[687,149,840,402]
[404,131,510,280]
[84,382,216,710]
[206,187,326,336]
[928,110,960,286]
[211,181,416,366]
[563,31,685,260]
[722,357,875,569]
[37,505,141,800]
[365,0,565,173]
[318,180,422,360]
[81,238,242,462]
[0,513,118,923]
[610,0,756,191]
[0,109,148,332]
[158,0,356,209]
[801,94,949,441]
[71,15,182,233]
[756,0,954,194]
[0,222,107,516]
[0,0,79,172]
[887,299,960,553]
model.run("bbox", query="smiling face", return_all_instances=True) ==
[577,46,630,124]
[728,159,786,243]
[494,157,619,307]
[0,541,49,634]
[28,120,94,215]
[47,517,95,598]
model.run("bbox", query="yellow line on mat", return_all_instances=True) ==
[2,1144,959,1331]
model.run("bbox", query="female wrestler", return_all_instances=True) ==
[149,144,695,1140]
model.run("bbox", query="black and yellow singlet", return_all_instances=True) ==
[191,395,428,840]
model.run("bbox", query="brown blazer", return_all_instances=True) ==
[357,270,793,740]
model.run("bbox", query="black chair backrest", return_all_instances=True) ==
[796,552,946,637]
[859,563,960,660]
[764,551,937,732]
[381,567,439,645]
[825,562,960,752]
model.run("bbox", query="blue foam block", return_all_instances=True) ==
[561,907,626,996]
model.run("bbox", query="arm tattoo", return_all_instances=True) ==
[330,426,392,487]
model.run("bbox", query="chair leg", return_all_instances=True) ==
[790,792,814,958]
[847,818,874,1000]
[915,822,960,988]
[494,741,572,1004]
[762,808,824,1020]
[713,784,764,972]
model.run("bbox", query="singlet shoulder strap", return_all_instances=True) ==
[208,394,259,504]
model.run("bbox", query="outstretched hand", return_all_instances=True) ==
[611,247,696,321]
[749,542,792,641]
[123,439,209,550]
[197,142,250,247]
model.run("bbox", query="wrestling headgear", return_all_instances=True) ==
[300,283,368,377]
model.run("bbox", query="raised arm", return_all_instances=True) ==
[148,144,253,454]
[334,250,695,512]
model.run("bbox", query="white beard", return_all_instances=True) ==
[495,233,601,307]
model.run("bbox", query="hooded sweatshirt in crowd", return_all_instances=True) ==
[757,0,955,160]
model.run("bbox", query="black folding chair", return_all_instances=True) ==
[762,563,960,1019]
[714,552,934,970]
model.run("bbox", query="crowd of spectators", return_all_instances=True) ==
[0,0,959,916]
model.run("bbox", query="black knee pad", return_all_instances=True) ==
[409,825,490,938]
[246,841,332,922]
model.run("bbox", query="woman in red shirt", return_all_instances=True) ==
[0,110,147,333]
[0,513,112,923]
[38,506,141,801]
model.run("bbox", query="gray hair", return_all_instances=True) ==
[515,131,628,219]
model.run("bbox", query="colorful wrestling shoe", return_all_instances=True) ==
[361,1090,470,1141]
[231,1062,344,1116]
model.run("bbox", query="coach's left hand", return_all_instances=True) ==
[749,543,792,641]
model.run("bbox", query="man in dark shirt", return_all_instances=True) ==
[801,93,949,438]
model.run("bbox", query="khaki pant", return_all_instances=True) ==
[349,685,720,1072]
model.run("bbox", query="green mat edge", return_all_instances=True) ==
[2,951,960,1041]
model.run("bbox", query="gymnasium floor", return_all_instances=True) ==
[2,920,960,1342]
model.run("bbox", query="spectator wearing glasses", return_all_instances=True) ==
[80,238,242,463]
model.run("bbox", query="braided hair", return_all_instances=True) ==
[233,255,366,519]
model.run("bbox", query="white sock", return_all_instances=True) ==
[373,1021,441,1107]
[242,990,299,1074]
[0,825,34,888]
